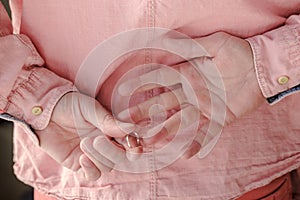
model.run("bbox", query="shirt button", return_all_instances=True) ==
[32,106,43,115]
[277,76,289,85]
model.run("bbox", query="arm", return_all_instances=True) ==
[0,3,137,180]
[0,3,74,131]
[111,13,300,159]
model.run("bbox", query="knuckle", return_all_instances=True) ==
[101,113,114,130]
[102,113,113,123]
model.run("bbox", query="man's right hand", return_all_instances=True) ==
[35,92,136,180]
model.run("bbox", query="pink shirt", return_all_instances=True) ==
[0,0,300,199]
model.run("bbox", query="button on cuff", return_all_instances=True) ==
[32,106,43,115]
[277,76,289,85]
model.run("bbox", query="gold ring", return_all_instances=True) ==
[125,131,140,148]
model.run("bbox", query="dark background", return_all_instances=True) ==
[0,1,33,200]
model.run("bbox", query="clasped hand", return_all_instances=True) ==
[36,32,264,181]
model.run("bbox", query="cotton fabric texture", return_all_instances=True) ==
[0,0,300,199]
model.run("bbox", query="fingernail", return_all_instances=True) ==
[118,109,131,121]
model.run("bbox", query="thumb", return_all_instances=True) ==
[75,93,135,137]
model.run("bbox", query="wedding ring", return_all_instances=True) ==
[125,131,140,148]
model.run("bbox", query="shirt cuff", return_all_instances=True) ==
[0,67,77,130]
[246,15,300,104]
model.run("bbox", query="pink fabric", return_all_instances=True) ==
[0,33,74,130]
[0,0,299,199]
[247,15,300,99]
[34,173,293,200]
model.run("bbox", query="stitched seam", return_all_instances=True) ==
[287,25,300,67]
[246,38,269,98]
[267,25,300,97]
[4,70,34,118]
[147,0,156,199]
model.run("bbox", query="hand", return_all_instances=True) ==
[35,92,137,180]
[117,32,265,158]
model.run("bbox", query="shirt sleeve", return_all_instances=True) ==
[246,14,300,105]
[0,3,75,131]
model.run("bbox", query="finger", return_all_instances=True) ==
[171,56,224,120]
[118,87,187,122]
[141,126,169,148]
[183,113,224,159]
[182,116,209,159]
[117,32,228,97]
[141,106,211,159]
[118,67,182,96]
[142,104,201,147]
[93,136,127,164]
[60,147,82,171]
[114,135,143,161]
[182,140,202,159]
[80,137,113,173]
[79,154,101,181]
[118,57,209,98]
[76,94,135,137]
[93,135,144,167]
[126,146,143,161]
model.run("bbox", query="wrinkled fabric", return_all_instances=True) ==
[0,0,299,199]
